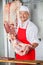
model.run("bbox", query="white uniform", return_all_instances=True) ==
[16,19,39,44]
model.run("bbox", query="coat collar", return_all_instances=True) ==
[18,19,30,28]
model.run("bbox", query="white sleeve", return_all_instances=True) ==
[26,23,39,44]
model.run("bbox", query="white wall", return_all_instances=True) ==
[37,2,43,39]
[0,0,5,56]
[31,2,43,39]
[36,40,43,60]
[36,2,43,60]
[30,1,43,60]
[0,0,6,65]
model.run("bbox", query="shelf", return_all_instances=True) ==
[0,57,43,65]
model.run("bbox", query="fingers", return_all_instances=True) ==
[21,45,30,55]
[16,45,30,56]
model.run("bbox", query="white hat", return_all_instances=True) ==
[19,5,29,13]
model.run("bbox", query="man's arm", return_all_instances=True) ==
[30,43,39,49]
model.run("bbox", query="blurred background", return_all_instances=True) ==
[0,0,43,65]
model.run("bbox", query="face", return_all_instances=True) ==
[19,11,29,22]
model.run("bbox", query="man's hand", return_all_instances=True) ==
[17,44,32,56]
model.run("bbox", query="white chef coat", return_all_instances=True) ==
[16,18,39,44]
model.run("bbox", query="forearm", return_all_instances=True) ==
[30,43,39,49]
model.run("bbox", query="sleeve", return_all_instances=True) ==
[26,23,39,44]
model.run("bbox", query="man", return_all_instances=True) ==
[15,5,39,61]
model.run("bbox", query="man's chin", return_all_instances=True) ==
[21,20,26,22]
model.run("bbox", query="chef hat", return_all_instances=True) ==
[19,5,30,13]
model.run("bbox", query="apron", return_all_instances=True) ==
[16,27,35,60]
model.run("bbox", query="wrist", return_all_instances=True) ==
[28,45,35,50]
